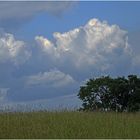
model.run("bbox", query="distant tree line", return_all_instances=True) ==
[78,75,140,112]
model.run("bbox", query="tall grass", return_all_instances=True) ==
[0,111,139,138]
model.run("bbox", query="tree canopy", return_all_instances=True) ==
[78,75,140,112]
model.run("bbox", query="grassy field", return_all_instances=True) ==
[0,111,139,139]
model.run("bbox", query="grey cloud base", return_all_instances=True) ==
[0,1,74,30]
[0,18,139,109]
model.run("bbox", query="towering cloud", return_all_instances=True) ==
[35,18,132,78]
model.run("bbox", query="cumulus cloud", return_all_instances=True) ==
[0,31,31,65]
[35,18,132,78]
[26,70,76,88]
[0,18,138,107]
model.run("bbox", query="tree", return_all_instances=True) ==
[78,75,140,112]
[127,75,140,112]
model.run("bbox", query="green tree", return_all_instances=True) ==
[78,76,113,111]
[78,75,140,112]
[127,75,140,112]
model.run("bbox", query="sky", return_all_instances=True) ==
[0,1,140,111]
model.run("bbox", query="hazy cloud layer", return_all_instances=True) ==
[0,1,73,20]
[0,1,75,29]
[0,88,9,104]
[128,31,140,73]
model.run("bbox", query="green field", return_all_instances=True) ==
[0,111,139,139]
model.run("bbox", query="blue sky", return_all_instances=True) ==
[12,1,140,41]
[0,1,140,110]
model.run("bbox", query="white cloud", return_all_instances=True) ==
[0,31,31,65]
[26,70,76,88]
[0,18,138,106]
[35,18,132,76]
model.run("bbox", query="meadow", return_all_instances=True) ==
[0,111,139,139]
